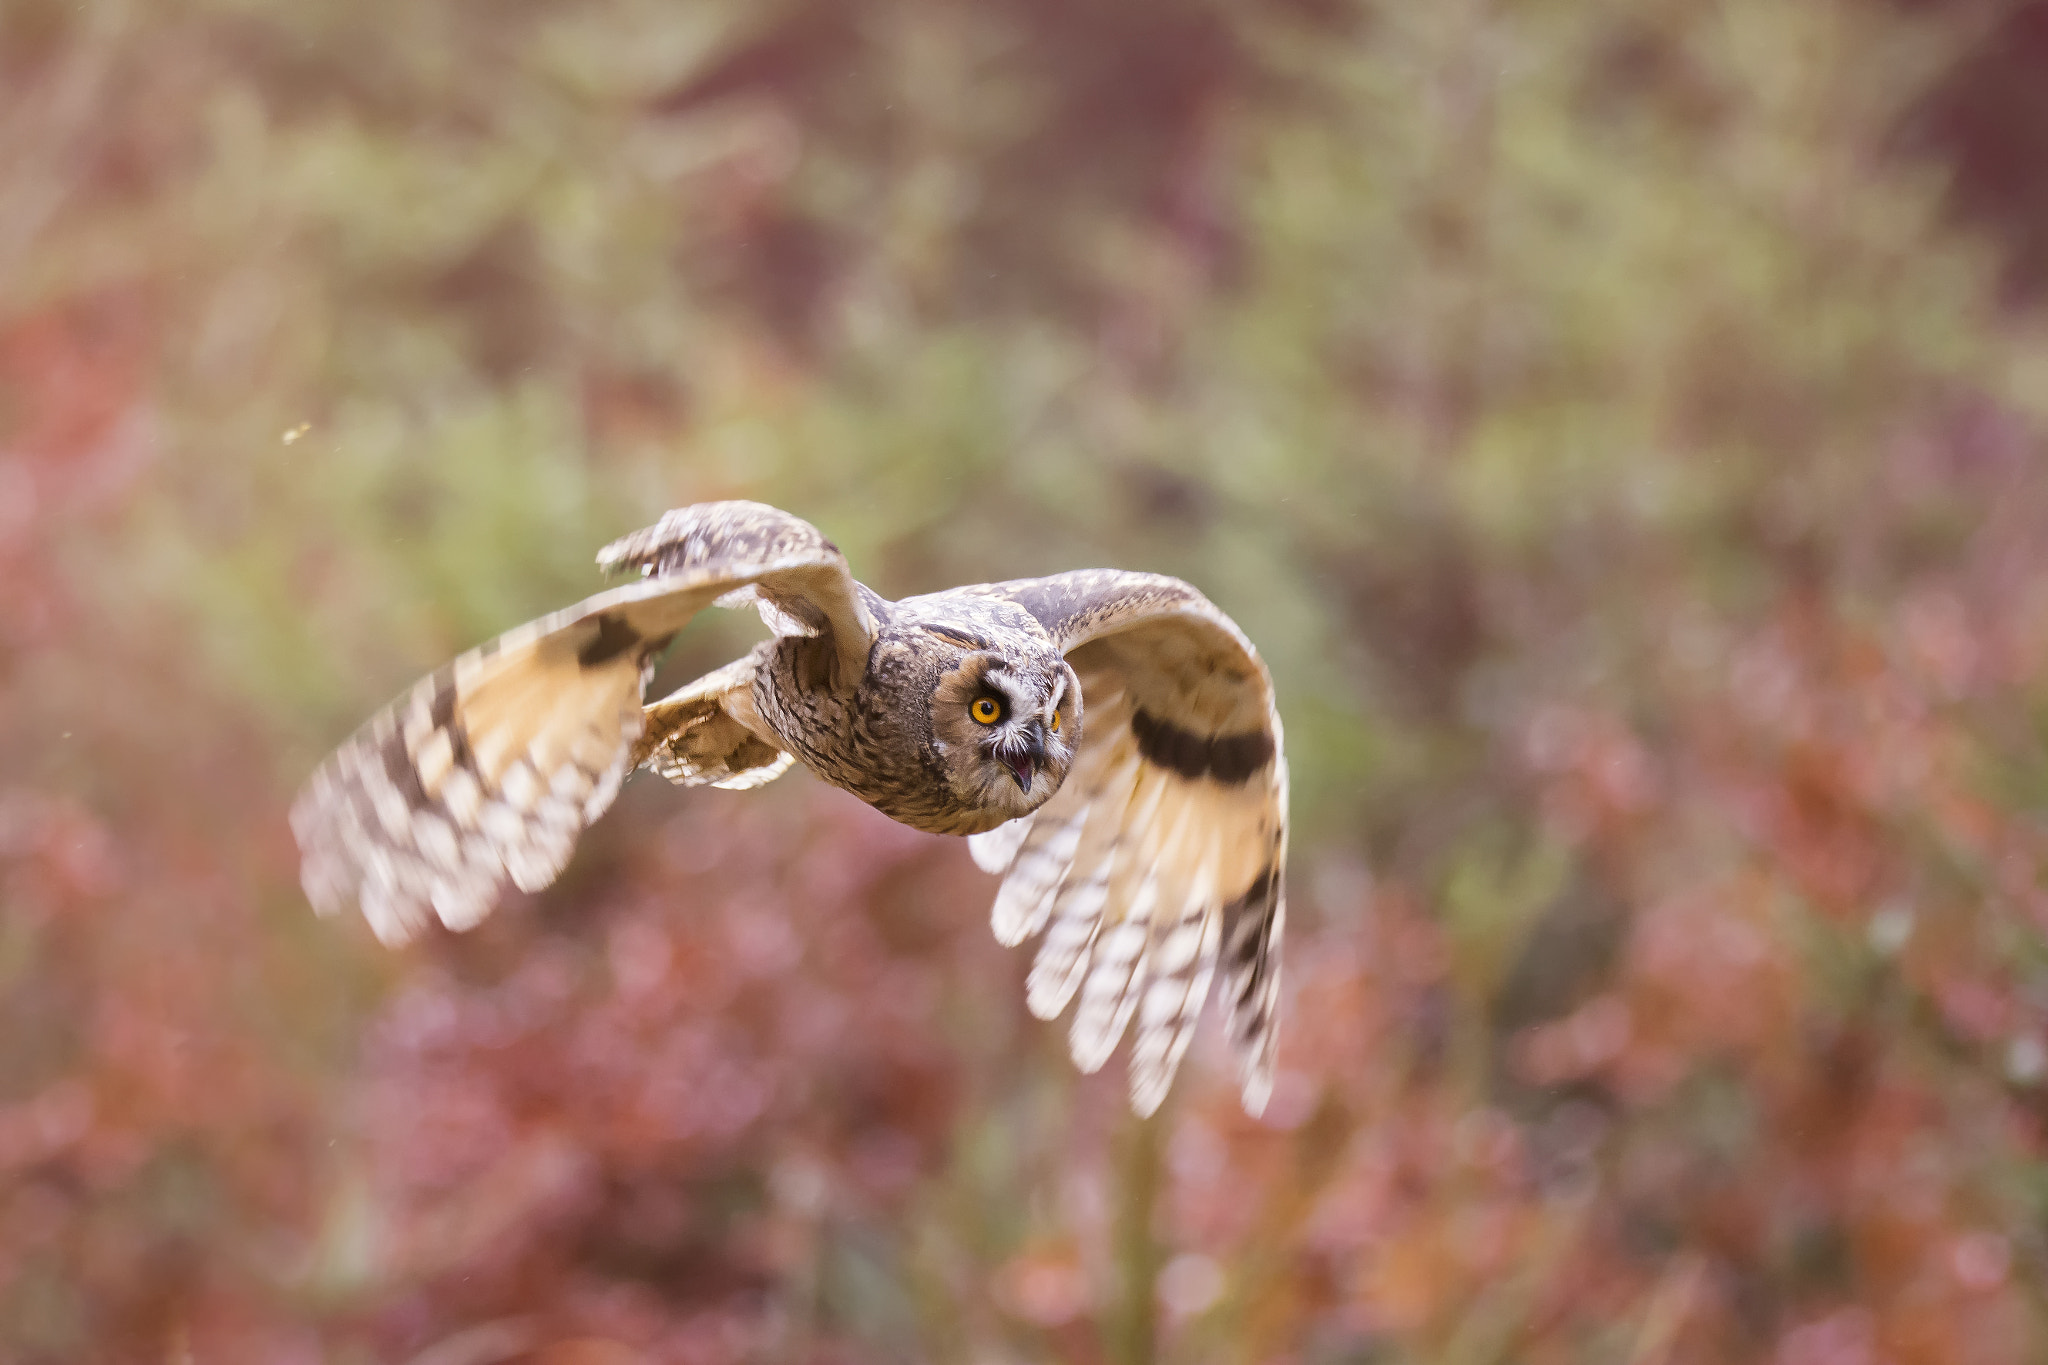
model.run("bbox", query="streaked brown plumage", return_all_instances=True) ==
[292,502,1287,1115]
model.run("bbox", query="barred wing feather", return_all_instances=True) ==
[292,503,868,946]
[969,571,1288,1117]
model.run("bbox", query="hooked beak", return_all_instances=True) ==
[999,726,1049,793]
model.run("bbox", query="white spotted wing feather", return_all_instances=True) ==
[292,503,868,945]
[976,572,1289,1117]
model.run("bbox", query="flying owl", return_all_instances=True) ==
[291,502,1287,1116]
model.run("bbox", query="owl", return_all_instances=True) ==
[292,502,1287,1116]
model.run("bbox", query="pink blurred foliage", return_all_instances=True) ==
[341,796,988,1356]
[1486,417,2048,1364]
[8,416,2048,1364]
[8,5,2048,1359]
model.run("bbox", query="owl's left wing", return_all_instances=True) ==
[967,571,1287,1117]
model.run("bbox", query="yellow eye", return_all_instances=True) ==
[1049,710,1061,733]
[971,697,1003,725]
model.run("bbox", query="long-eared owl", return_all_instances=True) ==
[292,502,1287,1116]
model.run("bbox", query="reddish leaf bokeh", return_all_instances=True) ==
[6,1,2048,1362]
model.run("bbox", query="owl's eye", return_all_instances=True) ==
[971,696,1003,725]
[1049,710,1061,733]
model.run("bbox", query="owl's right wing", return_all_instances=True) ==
[967,571,1287,1118]
[631,651,797,791]
[292,502,869,946]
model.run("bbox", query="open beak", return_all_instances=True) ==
[1000,726,1049,793]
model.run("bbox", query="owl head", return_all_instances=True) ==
[930,647,1081,828]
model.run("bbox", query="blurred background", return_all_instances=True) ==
[7,0,2048,1360]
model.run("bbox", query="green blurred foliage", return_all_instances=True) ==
[7,0,2048,1360]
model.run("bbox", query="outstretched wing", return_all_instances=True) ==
[292,502,868,945]
[967,571,1287,1117]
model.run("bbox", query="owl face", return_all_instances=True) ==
[930,648,1081,826]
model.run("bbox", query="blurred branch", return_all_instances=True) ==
[1437,1187,1595,1365]
[1104,1109,1164,1365]
[402,1319,537,1365]
[1624,1252,1705,1365]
